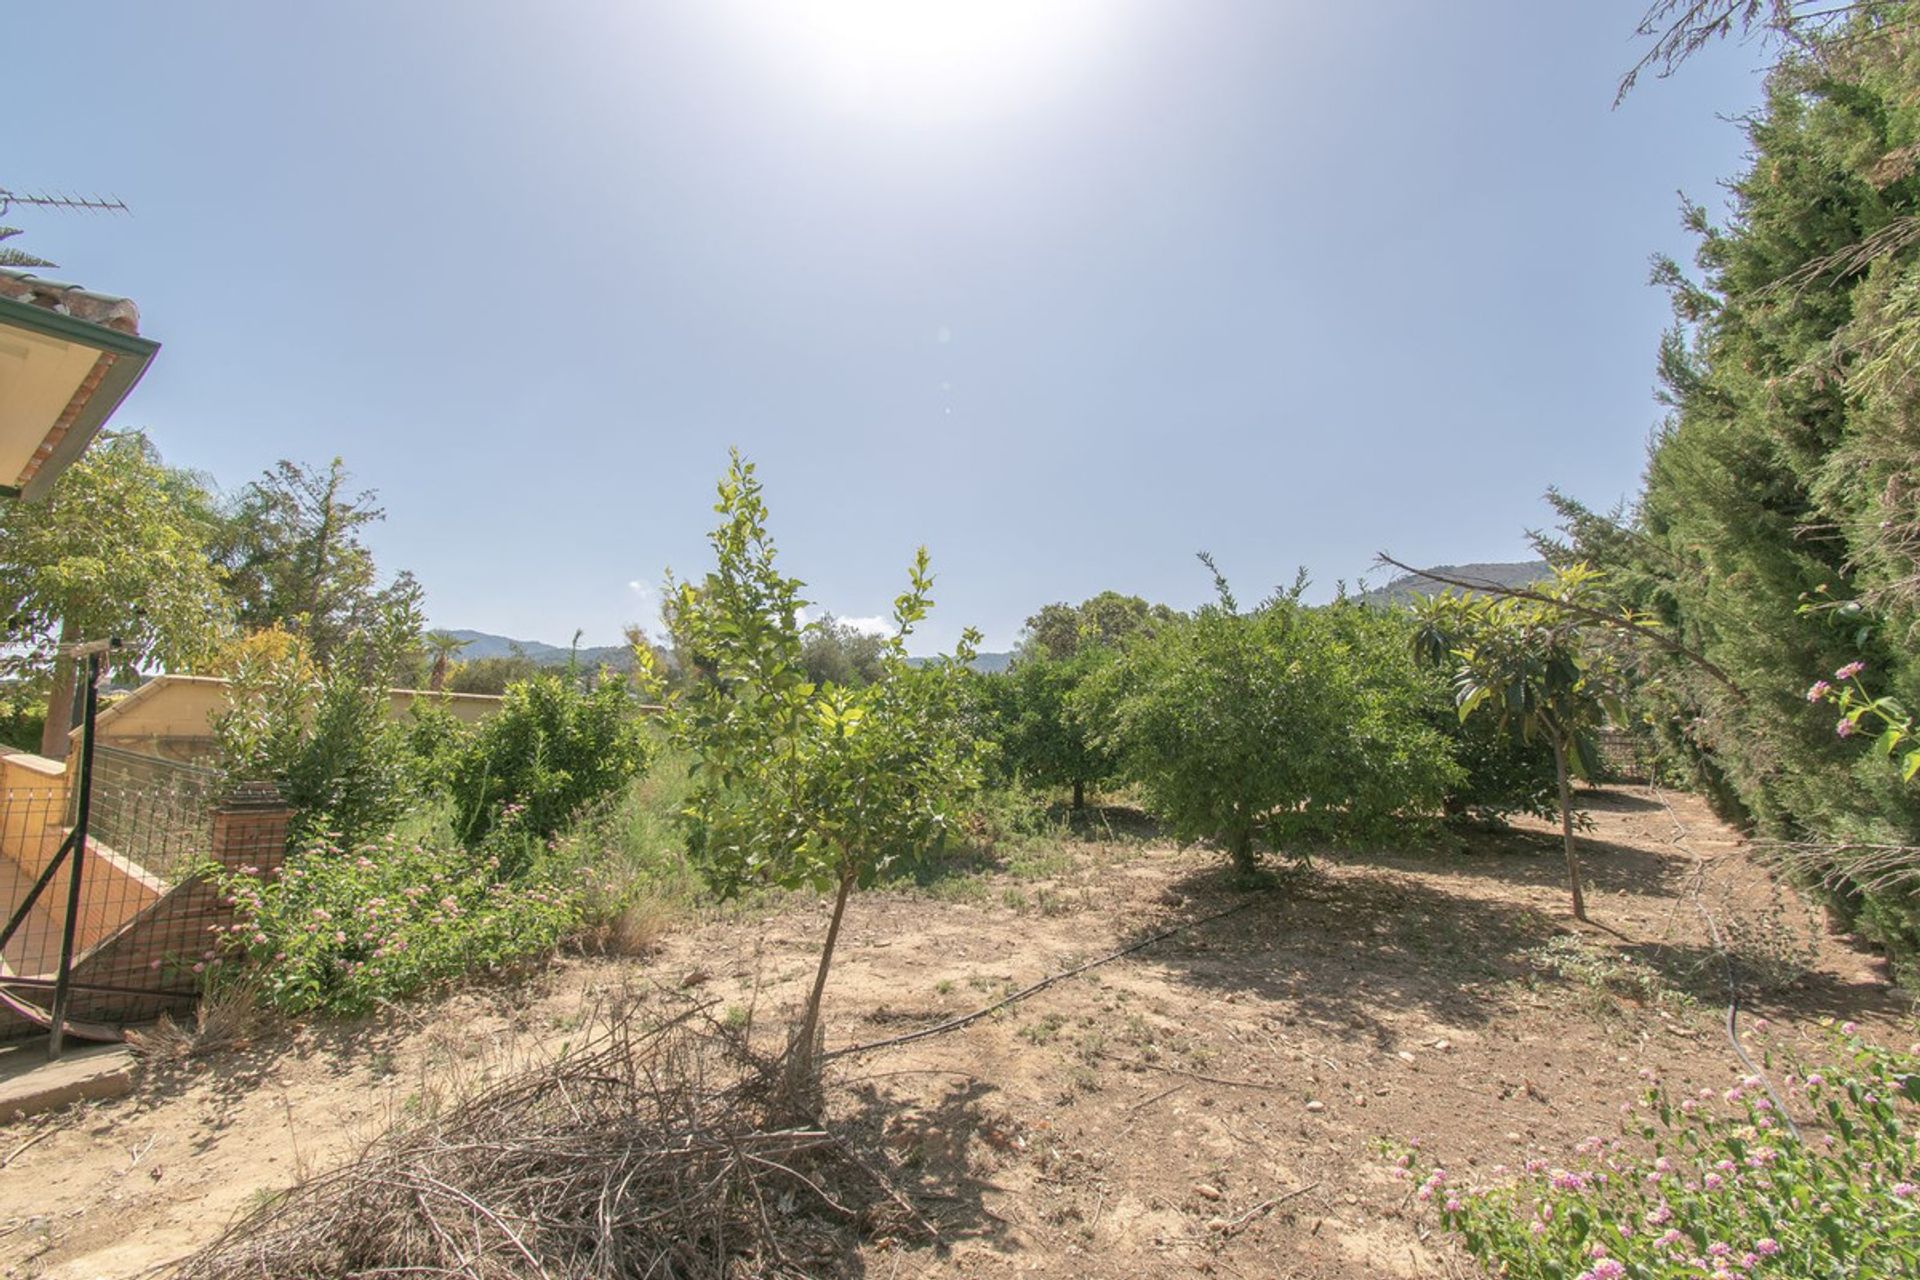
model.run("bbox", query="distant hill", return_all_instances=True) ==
[438,629,634,670]
[1356,561,1550,609]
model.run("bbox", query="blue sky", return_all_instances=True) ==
[10,2,1769,652]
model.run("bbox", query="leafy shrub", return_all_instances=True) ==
[1423,1027,1920,1280]
[213,812,583,1015]
[1094,575,1458,874]
[212,637,414,846]
[0,692,45,753]
[449,669,652,849]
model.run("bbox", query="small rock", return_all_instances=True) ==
[1396,1051,1416,1063]
[1194,1183,1224,1201]
[1206,1217,1231,1232]
[1305,1100,1325,1113]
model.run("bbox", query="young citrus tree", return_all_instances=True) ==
[1411,565,1624,921]
[665,453,983,1083]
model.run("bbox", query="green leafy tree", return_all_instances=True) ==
[665,452,983,1085]
[0,432,228,757]
[799,613,888,687]
[1096,561,1457,876]
[1018,590,1180,661]
[982,647,1118,810]
[217,457,421,668]
[1411,567,1626,921]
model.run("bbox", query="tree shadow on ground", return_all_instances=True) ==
[827,1070,1015,1267]
[1404,823,1687,900]
[1116,860,1562,1054]
[1614,935,1904,1024]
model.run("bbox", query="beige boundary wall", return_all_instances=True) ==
[89,674,505,762]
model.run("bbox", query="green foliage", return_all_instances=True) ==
[0,431,229,754]
[799,613,889,687]
[1018,590,1180,662]
[1094,568,1458,874]
[664,452,983,1061]
[1544,9,1920,953]
[212,814,583,1016]
[214,457,424,673]
[448,669,652,849]
[1426,1028,1920,1280]
[444,652,540,695]
[1410,567,1626,918]
[213,641,413,847]
[978,647,1118,808]
[1437,703,1563,824]
[0,692,45,753]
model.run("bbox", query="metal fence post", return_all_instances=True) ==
[47,649,103,1060]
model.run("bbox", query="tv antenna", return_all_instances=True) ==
[0,187,131,269]
[0,188,130,218]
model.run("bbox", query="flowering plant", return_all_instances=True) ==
[1808,661,1920,784]
[212,808,583,1015]
[1421,1027,1920,1278]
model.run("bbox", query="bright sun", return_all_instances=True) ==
[717,0,1116,119]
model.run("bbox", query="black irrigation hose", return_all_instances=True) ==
[822,894,1271,1062]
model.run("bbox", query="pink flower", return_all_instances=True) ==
[1838,718,1857,739]
[1893,1182,1918,1199]
[1837,661,1866,681]
[1808,680,1831,702]
[1756,1238,1780,1256]
[1842,1021,1859,1036]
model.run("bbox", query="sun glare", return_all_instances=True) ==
[717,0,1117,120]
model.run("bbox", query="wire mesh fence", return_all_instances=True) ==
[80,744,223,888]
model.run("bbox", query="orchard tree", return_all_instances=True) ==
[1411,566,1626,921]
[665,452,983,1089]
[0,432,228,757]
[1097,560,1457,876]
[985,647,1117,810]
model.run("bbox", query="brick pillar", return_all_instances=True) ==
[208,780,293,877]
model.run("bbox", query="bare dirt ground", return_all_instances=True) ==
[2,784,1912,1279]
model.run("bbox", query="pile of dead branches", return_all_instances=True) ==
[172,1011,903,1279]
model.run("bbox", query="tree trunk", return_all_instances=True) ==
[429,653,448,692]
[1229,825,1258,879]
[1071,778,1085,812]
[789,864,857,1097]
[1552,734,1587,921]
[38,617,80,760]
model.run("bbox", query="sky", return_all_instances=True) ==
[9,2,1773,653]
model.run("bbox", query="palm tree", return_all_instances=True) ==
[424,631,471,692]
[0,227,53,268]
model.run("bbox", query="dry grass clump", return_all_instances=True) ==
[172,1010,905,1279]
[126,985,265,1061]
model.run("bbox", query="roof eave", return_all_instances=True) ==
[0,293,162,501]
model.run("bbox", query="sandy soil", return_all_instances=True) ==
[1,784,1911,1279]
